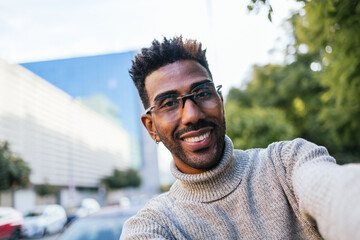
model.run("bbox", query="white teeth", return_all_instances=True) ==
[184,132,210,143]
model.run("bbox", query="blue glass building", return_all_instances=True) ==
[21,51,143,169]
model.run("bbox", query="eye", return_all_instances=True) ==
[159,98,179,110]
[195,89,213,99]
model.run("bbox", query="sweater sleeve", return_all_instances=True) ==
[120,215,174,240]
[280,138,360,240]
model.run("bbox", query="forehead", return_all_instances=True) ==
[145,60,211,102]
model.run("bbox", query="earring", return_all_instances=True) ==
[154,138,160,144]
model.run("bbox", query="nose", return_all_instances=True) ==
[180,97,205,125]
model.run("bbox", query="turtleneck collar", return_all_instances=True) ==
[169,135,250,203]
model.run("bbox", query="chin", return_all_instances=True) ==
[185,151,221,170]
[186,136,224,169]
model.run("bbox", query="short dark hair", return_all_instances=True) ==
[129,36,212,109]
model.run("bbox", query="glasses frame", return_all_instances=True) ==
[145,82,222,115]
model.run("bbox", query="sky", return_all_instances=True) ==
[0,0,302,183]
[0,0,302,95]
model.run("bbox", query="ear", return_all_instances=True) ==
[141,114,159,142]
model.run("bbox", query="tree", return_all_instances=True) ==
[35,181,60,197]
[247,0,273,22]
[226,102,296,149]
[101,168,141,190]
[226,52,325,149]
[0,141,31,191]
[227,0,360,163]
[291,0,360,152]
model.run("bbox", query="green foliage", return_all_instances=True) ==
[225,102,296,149]
[0,141,31,190]
[333,152,360,166]
[35,182,60,197]
[101,168,141,189]
[228,54,326,143]
[227,0,360,163]
[247,0,273,22]
[292,0,360,152]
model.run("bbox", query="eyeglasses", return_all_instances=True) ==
[145,81,222,122]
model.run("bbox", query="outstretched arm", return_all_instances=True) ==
[283,139,360,240]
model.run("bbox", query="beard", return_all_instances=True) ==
[156,116,226,170]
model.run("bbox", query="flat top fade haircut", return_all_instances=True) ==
[129,36,212,109]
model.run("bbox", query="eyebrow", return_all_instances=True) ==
[190,79,212,90]
[153,90,178,103]
[153,79,212,103]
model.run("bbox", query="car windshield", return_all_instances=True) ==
[0,209,11,218]
[58,215,129,240]
[24,209,43,217]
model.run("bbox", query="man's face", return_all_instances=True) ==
[141,60,226,174]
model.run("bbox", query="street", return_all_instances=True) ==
[21,233,59,240]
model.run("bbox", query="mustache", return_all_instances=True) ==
[174,120,217,139]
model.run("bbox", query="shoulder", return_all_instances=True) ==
[237,138,335,176]
[244,138,331,163]
[269,138,335,167]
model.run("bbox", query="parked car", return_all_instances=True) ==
[0,207,23,240]
[66,198,100,223]
[57,206,140,240]
[22,204,67,238]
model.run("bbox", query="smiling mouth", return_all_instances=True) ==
[183,131,210,143]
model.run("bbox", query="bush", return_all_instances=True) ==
[225,102,296,150]
[35,182,60,197]
[101,168,141,189]
[0,141,31,190]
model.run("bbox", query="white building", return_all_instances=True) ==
[0,59,132,212]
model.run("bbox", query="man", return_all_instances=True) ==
[121,36,360,239]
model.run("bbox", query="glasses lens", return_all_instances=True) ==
[193,82,221,108]
[151,82,222,122]
[154,94,180,113]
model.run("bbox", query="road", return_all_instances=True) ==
[21,233,59,240]
[43,234,59,240]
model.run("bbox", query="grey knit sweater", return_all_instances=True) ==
[121,136,360,240]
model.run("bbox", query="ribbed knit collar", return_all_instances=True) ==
[169,135,249,203]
